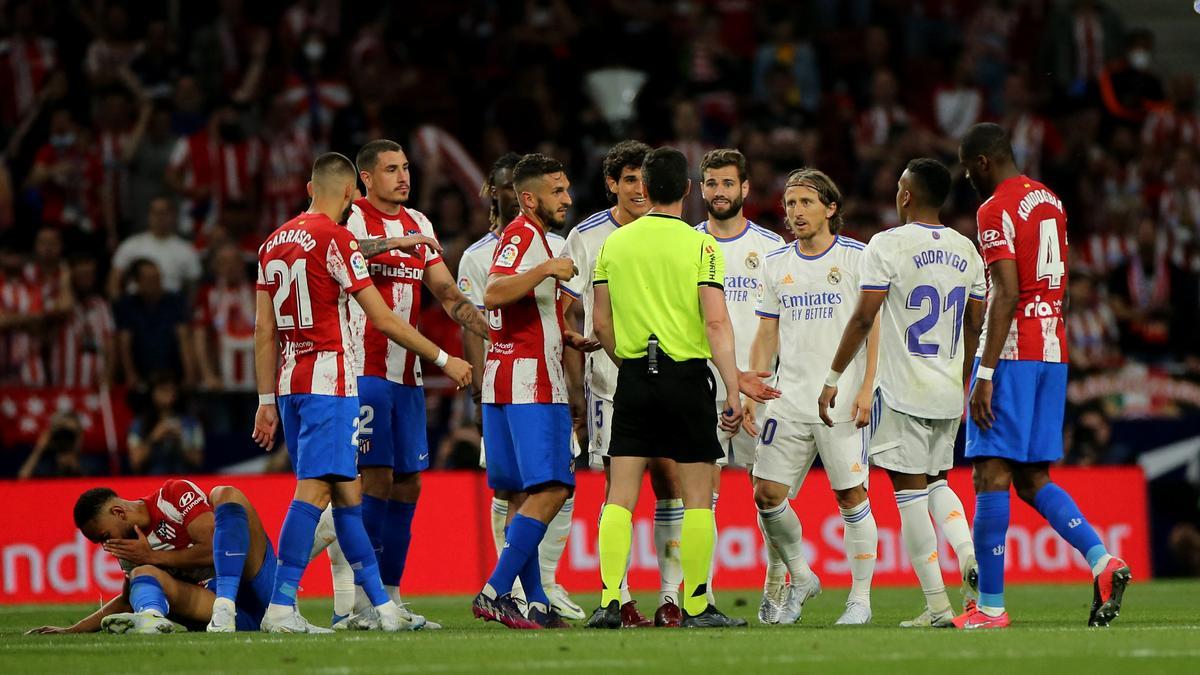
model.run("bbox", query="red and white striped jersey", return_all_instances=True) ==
[168,131,262,235]
[193,281,256,390]
[140,479,211,553]
[976,175,1069,363]
[346,199,443,386]
[482,216,566,405]
[256,212,373,396]
[0,37,56,126]
[0,274,46,386]
[50,295,114,388]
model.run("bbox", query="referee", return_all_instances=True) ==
[584,147,779,629]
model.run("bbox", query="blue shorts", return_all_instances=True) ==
[356,377,430,474]
[965,359,1067,464]
[278,394,360,481]
[483,403,575,492]
[202,542,276,631]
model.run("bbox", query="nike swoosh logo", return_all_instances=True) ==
[223,552,245,557]
[418,453,429,460]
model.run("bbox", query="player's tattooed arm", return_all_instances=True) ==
[26,587,133,634]
[356,234,443,259]
[427,261,489,339]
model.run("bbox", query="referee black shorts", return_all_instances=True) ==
[609,353,724,463]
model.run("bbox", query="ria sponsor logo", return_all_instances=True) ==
[1023,295,1061,318]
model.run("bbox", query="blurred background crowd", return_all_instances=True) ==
[0,1,1198,570]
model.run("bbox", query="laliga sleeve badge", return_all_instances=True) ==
[496,243,520,268]
[458,277,472,294]
[745,251,760,270]
[827,266,842,284]
[350,251,369,279]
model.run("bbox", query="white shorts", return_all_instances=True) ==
[587,393,614,469]
[868,403,959,475]
[717,409,757,469]
[750,414,870,498]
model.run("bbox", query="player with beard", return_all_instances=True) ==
[316,140,486,630]
[472,153,599,629]
[694,149,782,610]
[456,152,580,619]
[562,140,685,627]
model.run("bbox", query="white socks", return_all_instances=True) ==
[654,498,684,606]
[757,501,815,585]
[539,496,574,588]
[839,499,878,607]
[896,489,951,616]
[927,479,974,574]
[758,512,787,596]
[490,497,508,558]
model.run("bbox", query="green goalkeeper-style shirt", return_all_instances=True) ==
[593,212,725,361]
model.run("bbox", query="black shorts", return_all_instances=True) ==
[609,354,724,463]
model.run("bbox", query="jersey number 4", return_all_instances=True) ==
[906,285,966,358]
[1037,218,1065,289]
[265,259,314,329]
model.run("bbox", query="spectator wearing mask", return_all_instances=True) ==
[17,411,93,479]
[50,254,115,387]
[126,372,203,475]
[24,108,112,248]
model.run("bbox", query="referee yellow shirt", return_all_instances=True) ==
[593,213,725,361]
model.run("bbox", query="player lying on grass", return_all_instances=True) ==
[26,480,275,634]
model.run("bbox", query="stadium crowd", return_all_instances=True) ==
[0,0,1198,479]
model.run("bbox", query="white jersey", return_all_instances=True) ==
[562,209,622,399]
[695,220,784,368]
[457,229,564,309]
[756,236,869,424]
[859,222,987,419]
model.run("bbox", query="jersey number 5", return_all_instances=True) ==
[1037,218,1066,289]
[265,259,314,329]
[906,285,966,358]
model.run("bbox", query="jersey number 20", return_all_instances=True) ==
[906,285,966,358]
[265,259,314,329]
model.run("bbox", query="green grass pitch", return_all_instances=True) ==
[2,581,1197,674]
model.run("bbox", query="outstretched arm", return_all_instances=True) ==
[820,290,885,426]
[26,582,132,634]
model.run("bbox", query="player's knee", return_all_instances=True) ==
[971,464,1010,494]
[752,485,783,511]
[129,565,165,581]
[834,485,867,510]
[209,485,246,506]
[648,462,679,498]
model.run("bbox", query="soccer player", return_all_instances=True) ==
[252,152,471,633]
[742,168,880,626]
[471,153,598,629]
[458,152,582,619]
[695,148,783,610]
[332,139,490,628]
[955,123,1131,629]
[562,140,683,627]
[28,480,274,634]
[819,158,985,627]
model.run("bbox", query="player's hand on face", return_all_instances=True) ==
[969,379,995,430]
[738,370,781,403]
[391,234,442,255]
[740,396,759,437]
[818,384,837,428]
[563,329,601,352]
[442,356,473,389]
[103,528,154,565]
[720,395,743,433]
[252,404,278,449]
[851,388,873,429]
[543,257,577,281]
